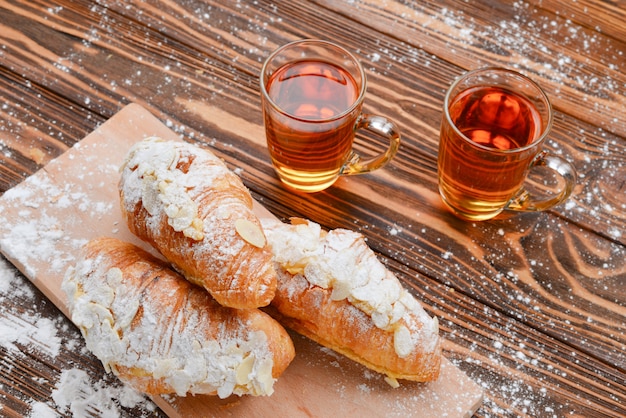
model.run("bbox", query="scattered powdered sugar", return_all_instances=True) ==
[27,401,58,418]
[0,173,110,277]
[0,257,61,358]
[419,3,623,109]
[0,312,62,358]
[0,254,34,299]
[49,368,148,417]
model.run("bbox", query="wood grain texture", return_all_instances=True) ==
[0,0,624,417]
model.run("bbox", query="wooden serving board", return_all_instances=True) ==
[0,104,483,417]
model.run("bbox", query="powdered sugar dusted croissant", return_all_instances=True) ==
[261,218,441,384]
[62,237,295,398]
[119,137,276,309]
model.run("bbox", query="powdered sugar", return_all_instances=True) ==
[0,313,62,358]
[27,402,58,418]
[0,173,112,278]
[0,258,61,358]
[49,368,148,417]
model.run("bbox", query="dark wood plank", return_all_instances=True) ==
[314,0,626,136]
[408,261,626,417]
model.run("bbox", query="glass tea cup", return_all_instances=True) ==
[260,39,400,193]
[438,67,576,221]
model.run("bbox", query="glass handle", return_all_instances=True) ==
[340,114,401,176]
[506,151,577,212]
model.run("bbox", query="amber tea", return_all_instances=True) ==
[448,86,542,150]
[260,40,400,193]
[264,60,358,191]
[437,68,576,221]
[267,60,358,120]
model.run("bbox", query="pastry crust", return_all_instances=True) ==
[119,137,276,309]
[262,218,441,382]
[62,237,295,398]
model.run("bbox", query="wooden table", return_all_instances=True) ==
[1,0,624,416]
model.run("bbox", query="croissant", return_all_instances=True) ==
[119,137,276,309]
[62,237,295,398]
[261,218,441,384]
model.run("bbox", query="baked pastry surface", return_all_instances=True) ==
[262,218,441,383]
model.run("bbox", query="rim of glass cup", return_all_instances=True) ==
[443,67,554,154]
[260,39,368,123]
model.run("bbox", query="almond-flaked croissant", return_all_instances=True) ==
[62,237,295,398]
[261,218,441,384]
[119,137,276,309]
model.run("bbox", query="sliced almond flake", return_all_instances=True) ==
[384,376,400,388]
[235,218,266,248]
[235,354,255,384]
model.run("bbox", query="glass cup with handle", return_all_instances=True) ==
[260,39,401,193]
[438,67,577,221]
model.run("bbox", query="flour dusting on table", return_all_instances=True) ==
[0,171,114,278]
[50,368,149,417]
[0,258,60,358]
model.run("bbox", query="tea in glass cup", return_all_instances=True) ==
[438,68,576,221]
[260,39,400,193]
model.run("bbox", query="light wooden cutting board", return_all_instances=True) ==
[0,103,483,417]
